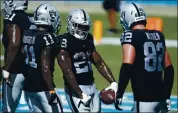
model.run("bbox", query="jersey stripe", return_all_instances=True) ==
[132,3,141,16]
[80,9,86,21]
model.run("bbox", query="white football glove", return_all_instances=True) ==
[2,70,12,87]
[105,82,118,95]
[166,99,171,111]
[2,70,10,79]
[80,93,91,106]
[161,99,171,113]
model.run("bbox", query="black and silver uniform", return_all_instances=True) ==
[58,33,95,85]
[121,29,166,101]
[2,11,32,74]
[22,29,56,92]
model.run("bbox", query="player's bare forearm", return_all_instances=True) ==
[4,24,21,71]
[57,50,83,98]
[41,47,54,91]
[92,51,115,83]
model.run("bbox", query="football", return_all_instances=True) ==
[100,89,115,104]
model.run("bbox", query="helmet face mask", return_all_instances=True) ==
[73,23,90,40]
[67,9,92,40]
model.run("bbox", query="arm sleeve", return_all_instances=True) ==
[117,63,132,98]
[164,65,174,99]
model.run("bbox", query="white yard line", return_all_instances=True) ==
[96,37,177,48]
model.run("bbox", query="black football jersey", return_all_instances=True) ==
[22,29,56,92]
[2,11,33,74]
[121,29,166,101]
[57,33,95,85]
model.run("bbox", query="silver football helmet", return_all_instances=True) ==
[3,0,28,15]
[67,9,92,40]
[33,4,61,34]
[120,3,146,31]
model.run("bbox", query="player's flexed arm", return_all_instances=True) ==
[2,24,21,87]
[92,50,118,94]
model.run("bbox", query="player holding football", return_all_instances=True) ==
[115,3,174,112]
[1,0,34,112]
[22,4,63,112]
[56,9,118,112]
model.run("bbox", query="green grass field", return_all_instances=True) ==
[0,13,177,95]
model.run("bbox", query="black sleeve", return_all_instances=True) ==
[117,63,132,98]
[164,65,174,99]
[120,31,136,47]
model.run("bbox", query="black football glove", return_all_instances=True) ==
[49,91,60,105]
[114,94,123,111]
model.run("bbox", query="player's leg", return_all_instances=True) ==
[2,74,18,112]
[24,91,33,112]
[90,87,101,112]
[103,0,120,34]
[131,101,165,112]
[12,73,33,111]
[27,91,63,112]
[11,73,25,110]
[42,91,63,113]
[65,86,90,112]
[25,92,44,112]
[2,79,15,112]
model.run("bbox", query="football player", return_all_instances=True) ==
[114,3,174,112]
[56,9,118,112]
[1,0,33,112]
[22,4,63,112]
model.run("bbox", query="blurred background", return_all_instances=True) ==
[0,0,177,112]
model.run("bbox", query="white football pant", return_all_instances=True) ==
[2,73,33,112]
[65,83,101,113]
